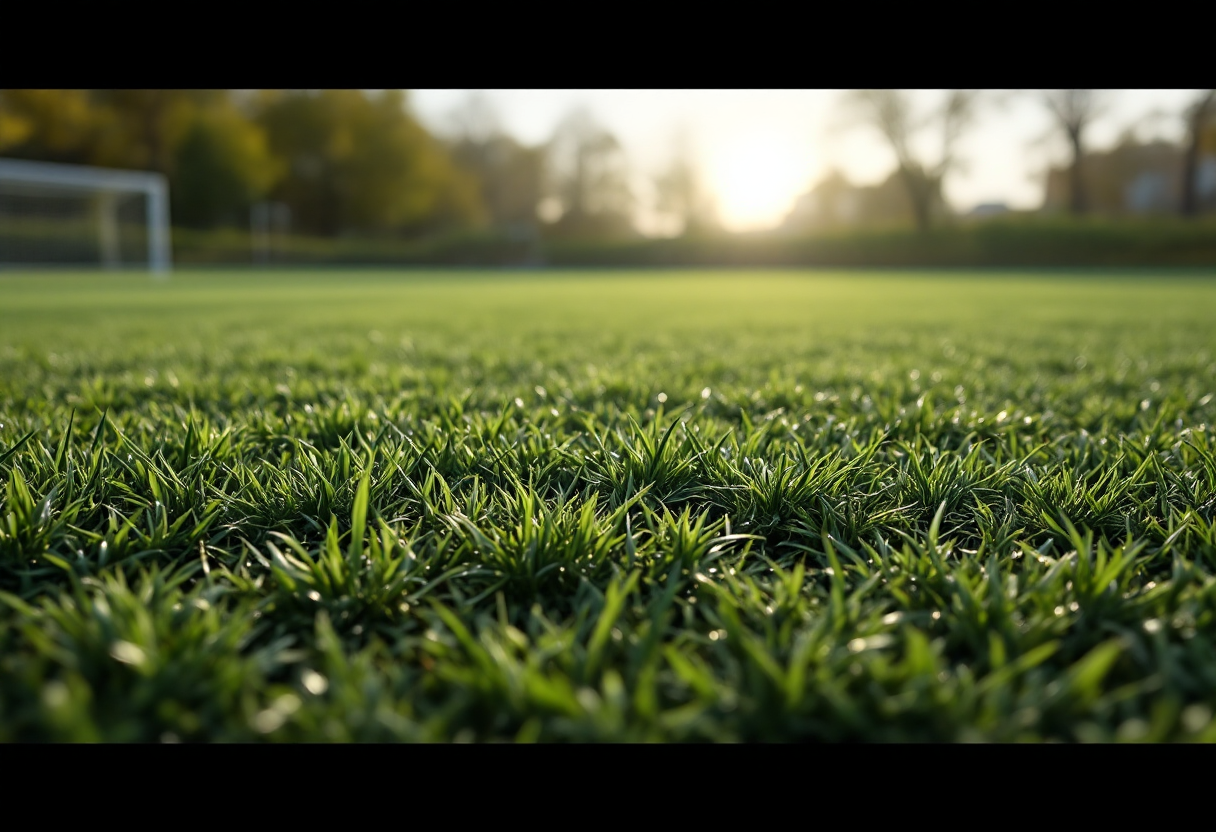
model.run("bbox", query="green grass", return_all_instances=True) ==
[2,268,1216,742]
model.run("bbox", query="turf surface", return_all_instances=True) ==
[2,268,1216,741]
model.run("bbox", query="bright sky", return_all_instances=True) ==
[410,90,1202,235]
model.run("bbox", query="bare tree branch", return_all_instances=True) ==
[1039,90,1113,215]
[838,90,984,232]
[1181,90,1216,217]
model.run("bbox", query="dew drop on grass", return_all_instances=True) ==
[109,640,147,667]
[253,709,286,734]
[42,681,69,709]
[1116,718,1149,741]
[1182,704,1211,733]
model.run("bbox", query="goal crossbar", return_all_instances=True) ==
[0,158,171,274]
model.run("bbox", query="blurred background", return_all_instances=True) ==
[1,89,1214,269]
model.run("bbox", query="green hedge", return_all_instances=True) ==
[542,218,1216,268]
[6,216,1216,268]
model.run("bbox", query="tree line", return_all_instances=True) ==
[1,89,1213,241]
[0,90,659,241]
[830,90,1216,232]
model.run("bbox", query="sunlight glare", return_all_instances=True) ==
[707,133,808,232]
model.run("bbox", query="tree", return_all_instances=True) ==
[1040,135,1181,216]
[654,131,716,236]
[1,89,485,234]
[171,101,282,228]
[254,90,483,236]
[1039,90,1112,216]
[785,168,918,231]
[445,91,501,147]
[1,89,269,230]
[446,93,546,231]
[544,108,634,238]
[838,90,982,232]
[0,90,96,163]
[86,90,223,174]
[1181,90,1215,217]
[0,90,226,175]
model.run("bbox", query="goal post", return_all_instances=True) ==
[0,157,172,274]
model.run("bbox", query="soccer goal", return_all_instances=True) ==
[0,158,171,273]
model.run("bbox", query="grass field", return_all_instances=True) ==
[2,268,1216,742]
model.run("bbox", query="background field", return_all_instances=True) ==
[3,269,1216,741]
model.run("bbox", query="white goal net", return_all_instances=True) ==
[0,158,171,273]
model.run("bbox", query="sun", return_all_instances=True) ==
[706,133,807,232]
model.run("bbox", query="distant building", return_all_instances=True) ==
[1198,157,1216,199]
[782,169,942,232]
[1041,130,1216,215]
[783,172,862,229]
[965,202,1010,218]
[1124,171,1172,214]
